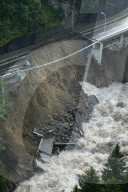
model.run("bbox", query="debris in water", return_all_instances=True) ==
[89,95,99,105]
[38,138,54,155]
[33,130,44,137]
[40,153,51,163]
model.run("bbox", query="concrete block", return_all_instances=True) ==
[38,138,54,155]
[40,153,51,163]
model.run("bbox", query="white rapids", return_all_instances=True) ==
[15,82,128,192]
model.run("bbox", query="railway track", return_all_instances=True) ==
[0,31,79,68]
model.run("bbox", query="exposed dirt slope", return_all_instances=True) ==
[0,40,86,183]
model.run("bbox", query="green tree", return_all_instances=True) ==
[71,185,80,192]
[121,168,128,183]
[101,177,122,192]
[0,78,12,120]
[102,144,127,183]
[0,78,12,151]
[120,168,128,192]
[0,78,12,192]
[0,0,61,47]
[0,164,8,192]
[79,166,100,192]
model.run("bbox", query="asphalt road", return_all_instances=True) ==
[93,16,128,41]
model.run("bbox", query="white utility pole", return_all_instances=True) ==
[101,12,106,36]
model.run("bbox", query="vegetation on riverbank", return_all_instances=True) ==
[0,78,13,192]
[70,144,128,192]
[0,165,8,192]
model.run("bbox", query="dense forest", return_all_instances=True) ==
[0,0,98,48]
[0,0,61,47]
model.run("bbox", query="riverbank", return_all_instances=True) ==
[15,81,128,192]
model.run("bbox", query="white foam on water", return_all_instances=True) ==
[15,82,128,192]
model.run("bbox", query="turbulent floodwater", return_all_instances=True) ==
[15,82,128,192]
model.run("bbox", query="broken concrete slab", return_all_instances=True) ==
[38,138,54,155]
[74,111,84,134]
[88,95,99,105]
[40,153,51,163]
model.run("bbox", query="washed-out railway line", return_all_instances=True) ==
[0,11,128,75]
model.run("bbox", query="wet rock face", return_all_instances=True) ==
[123,55,128,83]
[78,93,99,122]
[48,0,71,10]
[48,0,72,25]
[87,48,128,87]
[48,0,59,8]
